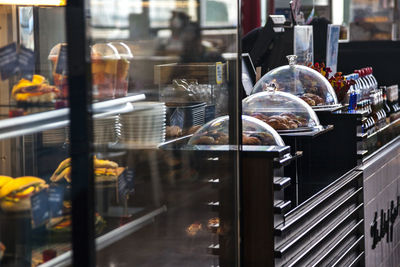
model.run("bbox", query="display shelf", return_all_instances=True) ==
[275,203,363,259]
[279,125,334,139]
[357,150,368,158]
[0,94,145,141]
[159,135,193,147]
[356,132,368,141]
[311,222,364,266]
[274,151,302,168]
[207,244,220,255]
[207,201,220,212]
[208,178,220,188]
[330,235,365,267]
[273,177,291,191]
[276,170,362,236]
[37,205,167,267]
[273,200,291,214]
[361,117,400,161]
[208,222,220,234]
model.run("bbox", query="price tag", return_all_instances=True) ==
[118,169,135,199]
[18,45,35,80]
[0,43,18,80]
[55,44,68,75]
[216,62,223,85]
[48,186,65,218]
[170,108,184,129]
[30,190,50,228]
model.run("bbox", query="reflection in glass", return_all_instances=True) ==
[88,0,239,266]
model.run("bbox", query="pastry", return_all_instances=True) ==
[300,96,316,106]
[304,93,324,105]
[186,125,202,135]
[250,133,276,145]
[243,135,262,145]
[215,135,229,145]
[166,126,183,138]
[191,136,215,145]
[266,119,290,130]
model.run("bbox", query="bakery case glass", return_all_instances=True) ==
[0,0,241,266]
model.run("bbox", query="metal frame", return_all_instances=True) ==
[235,0,242,266]
[66,0,95,266]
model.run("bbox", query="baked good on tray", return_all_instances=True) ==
[12,75,59,103]
[249,112,308,131]
[50,156,124,183]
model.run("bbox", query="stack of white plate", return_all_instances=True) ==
[93,116,121,145]
[120,102,166,146]
[42,127,69,146]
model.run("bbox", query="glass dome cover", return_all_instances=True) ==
[243,86,321,132]
[188,115,285,146]
[251,55,338,107]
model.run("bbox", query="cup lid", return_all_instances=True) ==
[108,42,133,59]
[48,43,66,60]
[91,43,121,60]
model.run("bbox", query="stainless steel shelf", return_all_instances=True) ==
[0,94,145,141]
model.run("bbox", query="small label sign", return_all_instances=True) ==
[170,108,184,129]
[118,169,135,199]
[55,44,68,75]
[216,62,223,85]
[0,43,18,80]
[19,45,35,80]
[49,186,65,218]
[31,190,50,228]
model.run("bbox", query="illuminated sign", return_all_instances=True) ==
[0,0,65,6]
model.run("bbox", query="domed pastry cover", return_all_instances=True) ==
[188,115,285,146]
[243,86,321,132]
[251,55,338,107]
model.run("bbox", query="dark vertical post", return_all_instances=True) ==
[235,0,242,266]
[66,0,95,266]
[242,0,261,35]
[242,152,274,266]
[33,7,41,73]
[268,0,275,15]
[196,0,201,26]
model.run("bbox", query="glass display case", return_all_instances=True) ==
[242,87,322,132]
[251,55,339,108]
[155,62,229,136]
[188,115,285,146]
[0,0,241,266]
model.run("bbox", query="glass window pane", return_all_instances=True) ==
[0,4,72,266]
[87,0,239,266]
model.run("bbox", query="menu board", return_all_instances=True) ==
[0,43,18,80]
[19,45,35,80]
[31,190,50,228]
[49,185,65,218]
[118,169,135,199]
[0,43,35,80]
